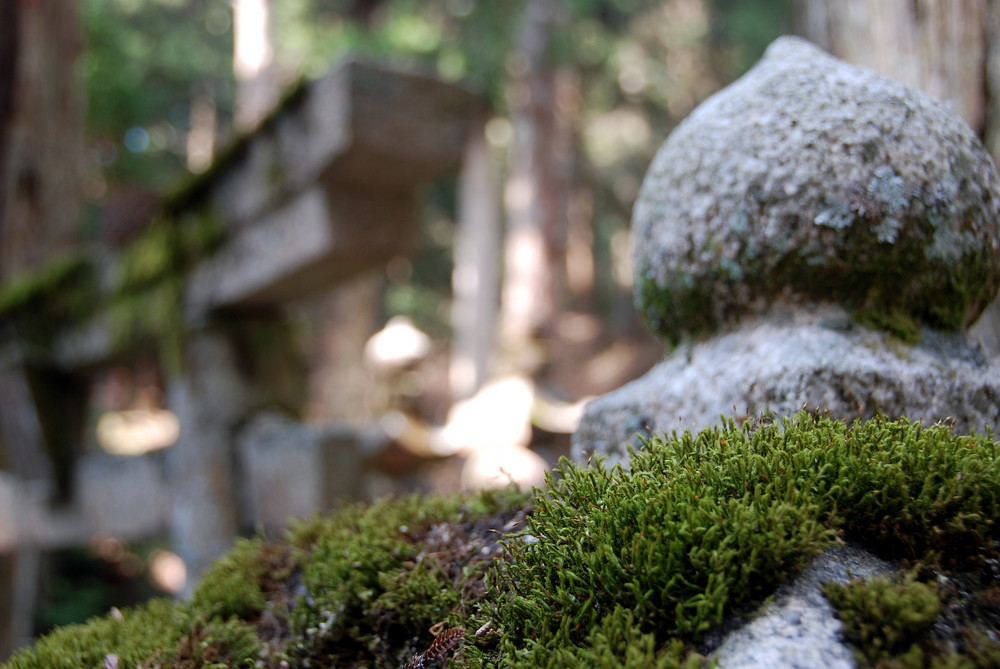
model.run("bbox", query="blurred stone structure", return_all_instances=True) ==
[0,57,485,614]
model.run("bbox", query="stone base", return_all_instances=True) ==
[573,305,1000,467]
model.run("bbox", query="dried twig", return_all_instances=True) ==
[402,627,464,669]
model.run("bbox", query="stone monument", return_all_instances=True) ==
[574,36,1000,469]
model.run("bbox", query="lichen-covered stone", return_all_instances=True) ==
[633,36,1000,344]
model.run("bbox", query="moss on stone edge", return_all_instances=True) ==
[636,210,1000,347]
[0,256,96,354]
[825,568,1000,667]
[5,414,999,668]
[823,575,943,667]
[0,206,223,370]
[106,208,224,371]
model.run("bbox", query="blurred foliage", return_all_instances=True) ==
[83,0,234,186]
[14,0,797,366]
[82,0,790,332]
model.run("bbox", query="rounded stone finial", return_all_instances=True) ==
[633,36,1000,345]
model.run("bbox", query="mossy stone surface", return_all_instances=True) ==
[632,37,1000,345]
[5,414,999,668]
[0,256,95,356]
[573,304,1000,468]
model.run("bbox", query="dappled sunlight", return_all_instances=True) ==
[461,443,548,491]
[147,549,186,594]
[233,0,272,80]
[93,363,176,456]
[96,409,178,456]
[363,316,432,371]
[440,375,534,451]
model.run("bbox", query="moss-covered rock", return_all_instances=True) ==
[5,414,999,668]
[632,37,1000,347]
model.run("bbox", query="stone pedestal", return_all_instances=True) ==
[574,304,999,467]
[237,411,375,533]
[167,331,247,591]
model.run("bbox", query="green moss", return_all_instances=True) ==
[635,265,719,349]
[636,204,1000,346]
[0,205,223,369]
[136,616,261,669]
[3,598,190,669]
[852,306,922,344]
[824,575,942,665]
[6,415,999,668]
[824,571,1000,669]
[0,256,92,316]
[284,490,528,667]
[189,538,288,619]
[480,413,999,665]
[497,606,705,669]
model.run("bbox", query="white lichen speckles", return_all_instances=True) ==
[814,204,854,230]
[867,165,909,215]
[873,217,902,243]
[630,36,1000,341]
[731,210,751,234]
[927,226,977,265]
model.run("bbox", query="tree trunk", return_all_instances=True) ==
[793,0,1000,354]
[233,0,279,132]
[452,117,501,401]
[0,0,83,279]
[499,0,573,372]
[0,1,83,657]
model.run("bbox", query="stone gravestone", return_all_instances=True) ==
[572,37,1000,668]
[574,36,1000,469]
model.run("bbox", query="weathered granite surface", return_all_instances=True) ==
[633,36,1000,344]
[710,544,893,669]
[573,303,1000,467]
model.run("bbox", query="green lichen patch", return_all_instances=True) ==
[0,256,92,317]
[637,197,1000,348]
[5,415,999,668]
[0,256,96,353]
[107,209,224,370]
[0,206,223,369]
